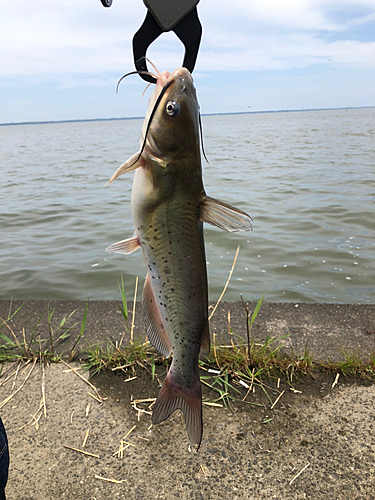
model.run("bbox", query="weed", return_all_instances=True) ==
[0,300,88,363]
[69,300,88,361]
[84,338,162,377]
[1,293,375,398]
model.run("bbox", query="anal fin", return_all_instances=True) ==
[142,274,172,358]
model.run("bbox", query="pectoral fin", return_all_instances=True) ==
[105,152,145,186]
[200,196,253,232]
[142,274,173,358]
[106,235,141,254]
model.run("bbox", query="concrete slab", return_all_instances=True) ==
[1,362,374,500]
[1,300,375,362]
[1,300,375,499]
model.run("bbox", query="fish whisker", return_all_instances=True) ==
[141,83,153,100]
[116,70,159,93]
[142,57,161,77]
[199,113,209,164]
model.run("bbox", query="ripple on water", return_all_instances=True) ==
[1,108,375,302]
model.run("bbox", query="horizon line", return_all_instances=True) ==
[1,105,374,127]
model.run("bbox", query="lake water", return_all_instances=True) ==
[1,107,374,303]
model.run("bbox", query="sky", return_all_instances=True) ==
[1,0,375,123]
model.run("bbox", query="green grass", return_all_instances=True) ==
[0,298,88,363]
[84,338,158,376]
[1,294,375,403]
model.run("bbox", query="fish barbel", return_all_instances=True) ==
[106,68,252,447]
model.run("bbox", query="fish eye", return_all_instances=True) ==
[166,101,180,117]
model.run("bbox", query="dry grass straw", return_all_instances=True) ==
[0,363,21,388]
[208,245,240,321]
[331,372,340,388]
[113,425,137,458]
[94,475,126,484]
[61,359,102,402]
[111,364,129,372]
[88,392,102,403]
[131,398,156,420]
[41,362,47,418]
[0,358,37,409]
[289,462,310,485]
[82,429,90,448]
[18,398,44,431]
[18,361,48,431]
[202,401,223,407]
[0,315,22,350]
[12,364,22,392]
[64,445,99,458]
[270,390,285,409]
[130,276,138,343]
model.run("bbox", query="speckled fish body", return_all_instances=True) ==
[106,68,252,447]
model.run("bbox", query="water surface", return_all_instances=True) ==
[1,108,374,303]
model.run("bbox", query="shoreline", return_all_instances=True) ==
[1,105,374,127]
[1,299,375,499]
[1,300,374,363]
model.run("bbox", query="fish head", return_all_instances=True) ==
[142,68,201,162]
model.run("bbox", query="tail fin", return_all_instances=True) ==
[152,369,203,447]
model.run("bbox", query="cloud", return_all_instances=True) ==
[0,0,374,82]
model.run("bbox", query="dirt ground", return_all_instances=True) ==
[1,360,374,500]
